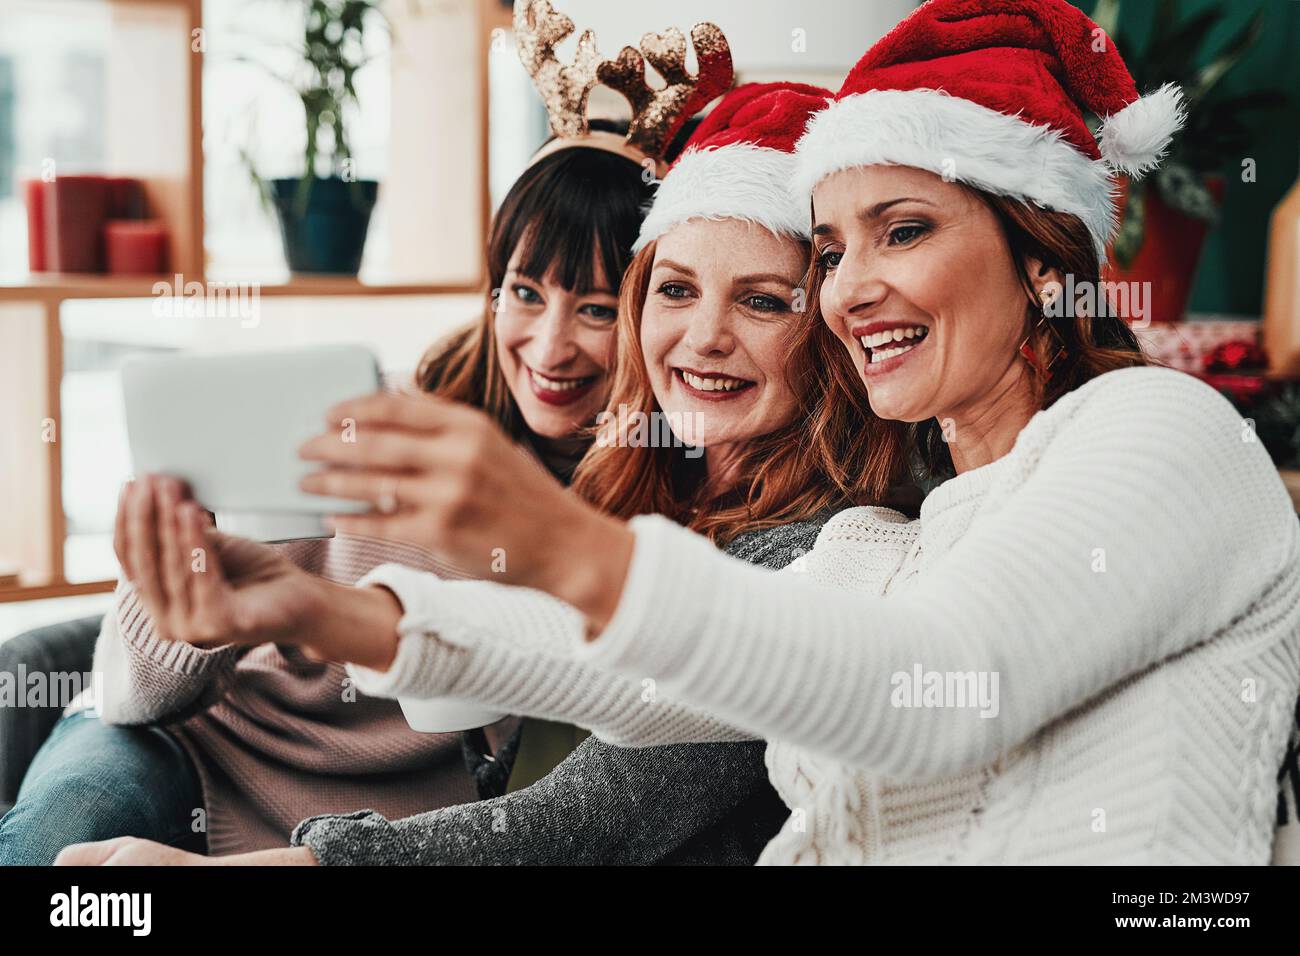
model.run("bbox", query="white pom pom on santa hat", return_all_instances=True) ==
[1098,82,1188,178]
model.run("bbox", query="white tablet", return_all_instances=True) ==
[122,344,381,541]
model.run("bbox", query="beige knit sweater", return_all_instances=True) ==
[83,534,478,856]
[350,367,1300,864]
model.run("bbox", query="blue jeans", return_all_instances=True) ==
[0,712,205,865]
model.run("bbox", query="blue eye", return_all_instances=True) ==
[745,294,788,313]
[580,304,618,322]
[888,223,929,246]
[818,250,843,271]
[513,284,542,304]
[657,282,691,299]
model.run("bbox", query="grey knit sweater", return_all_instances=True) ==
[289,516,827,866]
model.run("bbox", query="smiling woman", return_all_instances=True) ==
[0,4,662,865]
[796,164,1151,485]
[573,81,854,541]
[416,125,653,473]
[50,78,866,870]
[582,218,806,515]
[157,0,1296,868]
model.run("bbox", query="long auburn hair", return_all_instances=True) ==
[571,238,849,544]
[414,132,654,444]
[788,188,1153,503]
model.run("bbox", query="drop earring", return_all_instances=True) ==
[1018,288,1068,381]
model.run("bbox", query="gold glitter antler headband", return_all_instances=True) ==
[514,0,603,139]
[598,23,733,160]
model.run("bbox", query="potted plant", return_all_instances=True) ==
[243,0,386,275]
[1091,0,1287,323]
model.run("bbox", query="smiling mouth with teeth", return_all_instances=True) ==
[525,366,600,406]
[859,325,930,364]
[675,368,756,395]
[529,368,595,392]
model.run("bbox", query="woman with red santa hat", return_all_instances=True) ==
[53,72,868,865]
[66,0,1300,865]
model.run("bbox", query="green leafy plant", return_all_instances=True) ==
[296,0,385,180]
[236,0,390,209]
[1091,0,1288,266]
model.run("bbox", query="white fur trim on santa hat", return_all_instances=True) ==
[1098,82,1186,179]
[792,88,1118,261]
[633,143,811,253]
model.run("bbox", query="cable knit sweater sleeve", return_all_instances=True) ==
[91,580,247,725]
[581,367,1299,779]
[91,532,355,726]
[347,571,750,747]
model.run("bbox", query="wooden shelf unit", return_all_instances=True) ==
[0,0,496,603]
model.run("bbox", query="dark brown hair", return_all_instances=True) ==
[415,132,655,442]
[788,188,1151,502]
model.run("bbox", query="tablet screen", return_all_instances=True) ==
[122,344,381,537]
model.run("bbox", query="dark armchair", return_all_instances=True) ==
[0,616,103,816]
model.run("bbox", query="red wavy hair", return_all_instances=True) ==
[572,240,849,544]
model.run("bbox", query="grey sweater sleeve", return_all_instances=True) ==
[289,517,830,866]
[292,737,778,866]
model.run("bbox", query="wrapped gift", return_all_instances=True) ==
[1132,319,1261,373]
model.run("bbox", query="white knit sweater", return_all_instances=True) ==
[351,367,1300,864]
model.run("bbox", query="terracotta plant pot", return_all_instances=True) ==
[1103,175,1225,325]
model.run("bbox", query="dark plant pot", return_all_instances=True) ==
[270,177,379,276]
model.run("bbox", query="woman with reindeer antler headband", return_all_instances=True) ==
[41,4,875,868]
[2,0,704,867]
[52,0,1300,868]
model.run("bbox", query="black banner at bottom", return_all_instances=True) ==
[0,864,1289,943]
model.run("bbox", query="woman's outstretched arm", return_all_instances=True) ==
[290,737,777,865]
[568,369,1300,778]
[347,369,1297,779]
[345,568,752,748]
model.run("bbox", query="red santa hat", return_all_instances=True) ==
[633,81,832,252]
[793,0,1186,261]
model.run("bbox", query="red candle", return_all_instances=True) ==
[44,174,111,273]
[24,180,47,272]
[106,177,147,219]
[104,219,168,275]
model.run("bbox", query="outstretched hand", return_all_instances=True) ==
[115,475,319,648]
[114,475,402,668]
[298,391,634,632]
